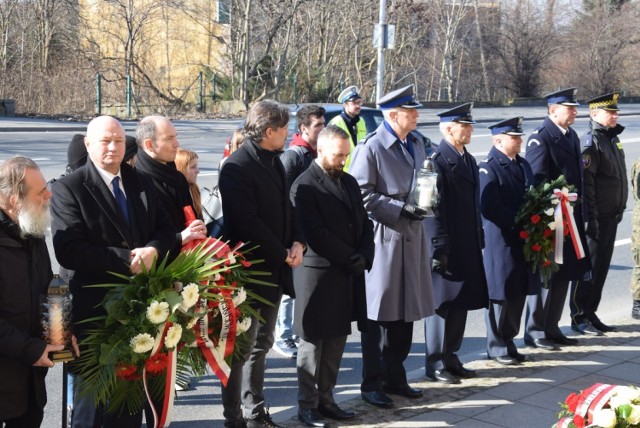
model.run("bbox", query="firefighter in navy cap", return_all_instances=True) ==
[479,117,540,365]
[329,85,367,171]
[570,92,626,335]
[524,88,591,350]
[349,84,435,408]
[424,103,488,383]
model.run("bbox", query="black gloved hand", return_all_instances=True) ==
[347,253,367,276]
[431,255,448,275]
[586,220,599,241]
[401,203,428,221]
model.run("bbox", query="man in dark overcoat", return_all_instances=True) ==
[570,93,626,335]
[524,88,591,350]
[424,103,488,384]
[290,125,374,427]
[479,117,540,365]
[349,85,435,408]
[218,100,305,428]
[50,116,176,427]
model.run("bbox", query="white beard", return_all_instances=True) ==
[17,199,50,238]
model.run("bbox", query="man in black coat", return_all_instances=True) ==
[51,116,175,427]
[570,93,627,335]
[425,103,488,384]
[524,88,591,350]
[218,100,305,428]
[0,156,68,427]
[290,126,374,427]
[479,117,540,365]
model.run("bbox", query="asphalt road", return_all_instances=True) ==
[1,108,640,427]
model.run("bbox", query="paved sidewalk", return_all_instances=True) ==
[275,316,640,427]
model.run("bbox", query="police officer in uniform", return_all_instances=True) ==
[570,92,627,335]
[524,88,591,350]
[349,85,435,408]
[329,86,367,171]
[425,103,488,383]
[479,117,540,365]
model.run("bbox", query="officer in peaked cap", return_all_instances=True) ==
[523,87,591,350]
[348,84,434,406]
[377,84,423,109]
[436,102,476,123]
[570,91,627,335]
[545,87,580,106]
[481,116,540,365]
[424,101,487,383]
[329,85,366,171]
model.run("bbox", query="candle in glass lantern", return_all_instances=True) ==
[49,299,64,346]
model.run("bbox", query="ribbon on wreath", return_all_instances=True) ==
[573,383,618,425]
[552,188,586,264]
[143,322,177,428]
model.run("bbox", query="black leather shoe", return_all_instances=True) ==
[591,319,617,333]
[571,322,604,336]
[524,338,558,350]
[633,300,640,320]
[425,369,460,384]
[383,384,423,398]
[548,335,579,346]
[317,403,355,420]
[512,352,527,363]
[448,365,477,379]
[361,390,393,408]
[491,355,519,365]
[297,409,328,427]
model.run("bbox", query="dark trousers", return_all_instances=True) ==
[221,297,280,423]
[525,279,569,340]
[360,319,413,392]
[424,307,467,372]
[1,374,44,428]
[570,216,618,324]
[486,297,526,358]
[297,335,347,410]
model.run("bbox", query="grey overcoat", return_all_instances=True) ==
[349,121,435,322]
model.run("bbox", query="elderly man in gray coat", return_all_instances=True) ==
[349,85,435,409]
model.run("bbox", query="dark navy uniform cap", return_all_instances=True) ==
[338,86,362,104]
[587,92,620,111]
[545,88,579,106]
[488,116,525,136]
[437,102,476,123]
[377,85,423,110]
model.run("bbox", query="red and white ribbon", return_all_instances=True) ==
[143,322,177,428]
[552,188,586,264]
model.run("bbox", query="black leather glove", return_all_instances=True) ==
[432,255,448,275]
[347,253,367,276]
[586,220,599,241]
[401,203,428,221]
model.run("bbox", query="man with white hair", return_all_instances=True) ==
[0,156,64,427]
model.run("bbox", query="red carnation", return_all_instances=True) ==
[115,364,141,381]
[543,260,552,267]
[519,230,529,239]
[531,244,542,252]
[543,228,553,238]
[565,392,580,413]
[530,214,541,224]
[145,353,168,375]
[573,415,585,428]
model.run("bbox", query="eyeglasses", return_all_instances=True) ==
[348,100,363,106]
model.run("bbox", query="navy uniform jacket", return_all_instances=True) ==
[479,147,540,301]
[525,116,591,281]
[425,140,488,311]
[581,122,627,221]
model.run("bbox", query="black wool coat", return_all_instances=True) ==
[290,162,374,340]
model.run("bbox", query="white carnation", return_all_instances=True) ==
[146,301,170,324]
[236,317,252,334]
[164,324,183,349]
[611,386,640,408]
[592,408,617,428]
[548,222,556,231]
[232,287,247,307]
[628,404,640,424]
[130,333,155,354]
[544,208,554,216]
[179,283,200,311]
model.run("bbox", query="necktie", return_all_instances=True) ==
[112,176,130,223]
[402,139,415,160]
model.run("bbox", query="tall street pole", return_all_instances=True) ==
[376,0,386,103]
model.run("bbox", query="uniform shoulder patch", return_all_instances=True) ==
[582,154,591,169]
[479,167,489,174]
[527,139,541,147]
